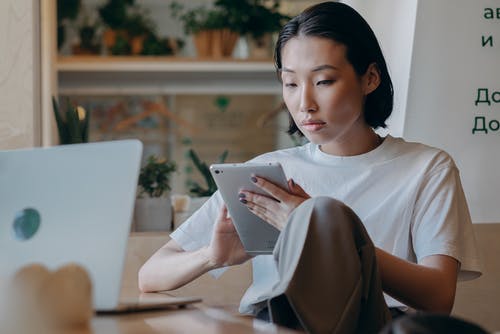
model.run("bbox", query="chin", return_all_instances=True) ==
[302,133,332,146]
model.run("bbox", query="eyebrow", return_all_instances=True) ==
[281,64,339,73]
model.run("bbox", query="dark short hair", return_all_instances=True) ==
[380,313,489,334]
[274,1,394,135]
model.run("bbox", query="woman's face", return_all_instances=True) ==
[281,36,375,153]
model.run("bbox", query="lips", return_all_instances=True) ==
[300,120,326,132]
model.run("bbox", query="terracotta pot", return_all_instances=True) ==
[102,29,116,49]
[102,29,128,51]
[130,35,146,55]
[193,30,213,58]
[211,29,239,58]
[71,44,97,55]
[194,29,239,58]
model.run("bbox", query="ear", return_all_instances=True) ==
[362,63,381,95]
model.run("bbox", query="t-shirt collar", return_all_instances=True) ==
[311,135,395,167]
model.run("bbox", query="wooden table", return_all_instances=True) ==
[86,304,299,334]
[21,233,298,333]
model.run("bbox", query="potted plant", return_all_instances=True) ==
[169,1,241,58]
[52,97,89,144]
[183,148,228,216]
[134,156,177,232]
[98,0,134,52]
[187,148,228,197]
[241,0,290,58]
[72,10,101,55]
[123,6,155,55]
[141,34,186,56]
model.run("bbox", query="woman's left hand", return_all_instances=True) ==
[239,177,310,231]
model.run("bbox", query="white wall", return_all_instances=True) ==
[0,0,40,149]
[342,0,418,137]
[404,0,499,223]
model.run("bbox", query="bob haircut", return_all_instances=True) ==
[274,1,394,135]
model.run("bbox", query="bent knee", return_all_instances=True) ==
[307,196,353,218]
[296,196,360,231]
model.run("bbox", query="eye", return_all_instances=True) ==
[284,82,297,88]
[317,80,334,86]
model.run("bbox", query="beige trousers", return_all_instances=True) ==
[264,197,391,334]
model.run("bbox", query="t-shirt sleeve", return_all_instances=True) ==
[411,160,482,281]
[170,191,227,278]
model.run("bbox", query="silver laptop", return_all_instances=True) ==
[0,140,200,312]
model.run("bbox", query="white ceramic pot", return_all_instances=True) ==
[133,197,172,232]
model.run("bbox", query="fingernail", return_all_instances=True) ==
[251,176,257,183]
[238,193,246,198]
[239,198,247,204]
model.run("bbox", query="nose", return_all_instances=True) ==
[299,85,318,113]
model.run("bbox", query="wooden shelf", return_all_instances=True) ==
[57,56,281,95]
[58,56,276,72]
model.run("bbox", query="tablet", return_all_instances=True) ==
[210,162,289,254]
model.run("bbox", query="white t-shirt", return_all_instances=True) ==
[171,136,482,313]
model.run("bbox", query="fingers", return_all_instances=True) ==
[239,177,309,209]
[288,178,310,198]
[250,176,289,202]
[237,177,309,232]
[239,191,279,212]
[246,204,281,230]
[216,204,228,222]
[216,205,233,226]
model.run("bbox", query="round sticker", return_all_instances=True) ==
[13,208,41,241]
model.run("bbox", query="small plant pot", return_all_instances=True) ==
[193,29,239,58]
[130,35,146,55]
[72,44,100,55]
[133,197,173,232]
[102,29,128,52]
[211,29,239,58]
[102,29,117,49]
[193,30,213,58]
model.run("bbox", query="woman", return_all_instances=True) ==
[139,2,481,332]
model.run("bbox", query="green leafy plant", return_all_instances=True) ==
[170,1,288,37]
[123,7,155,37]
[52,97,89,144]
[98,0,135,30]
[111,34,131,55]
[76,12,101,53]
[79,25,97,50]
[57,0,81,22]
[169,1,243,35]
[187,149,228,197]
[140,33,173,56]
[138,156,177,198]
[241,0,290,39]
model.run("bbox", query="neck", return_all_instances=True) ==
[320,128,383,156]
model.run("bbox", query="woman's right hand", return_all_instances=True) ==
[208,205,253,268]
